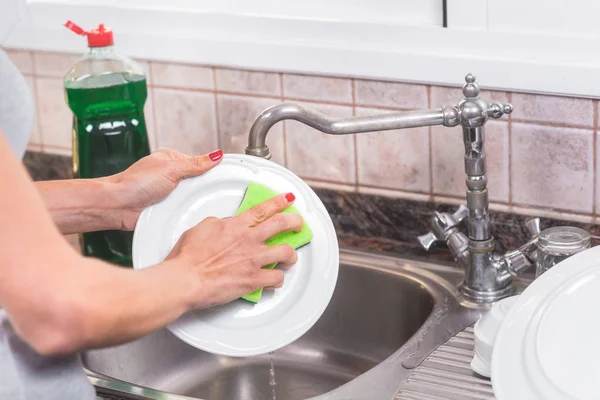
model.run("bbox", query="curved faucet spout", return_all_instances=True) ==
[245,102,449,159]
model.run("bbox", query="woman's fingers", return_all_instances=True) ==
[252,213,304,243]
[236,193,295,227]
[250,244,297,269]
[178,149,224,179]
[257,269,285,289]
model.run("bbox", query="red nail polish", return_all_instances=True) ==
[209,149,223,161]
[285,192,295,203]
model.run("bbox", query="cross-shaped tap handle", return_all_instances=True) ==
[418,205,469,250]
[526,218,541,237]
[488,103,513,119]
[462,73,513,120]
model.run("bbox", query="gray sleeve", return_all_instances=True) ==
[0,49,33,160]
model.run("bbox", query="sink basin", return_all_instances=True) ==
[83,254,435,400]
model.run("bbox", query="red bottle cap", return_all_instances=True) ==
[65,20,114,47]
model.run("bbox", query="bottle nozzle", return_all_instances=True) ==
[65,20,85,36]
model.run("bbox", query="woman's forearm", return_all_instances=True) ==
[0,134,195,355]
[8,250,196,356]
[68,258,195,351]
[35,178,124,234]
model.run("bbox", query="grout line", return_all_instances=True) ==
[427,85,434,201]
[89,81,430,112]
[212,67,222,150]
[30,75,44,151]
[30,50,39,77]
[509,207,595,223]
[301,177,370,190]
[148,62,159,152]
[433,193,511,206]
[510,202,596,218]
[137,85,215,95]
[507,92,513,204]
[41,145,72,155]
[303,179,357,193]
[355,182,433,196]
[352,79,359,189]
[280,72,288,167]
[359,186,431,202]
[354,103,420,113]
[594,100,598,215]
[511,118,595,130]
[32,74,71,80]
[26,144,43,152]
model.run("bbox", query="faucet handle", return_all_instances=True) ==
[488,103,513,119]
[526,218,541,237]
[418,232,438,251]
[418,205,468,251]
[452,204,469,223]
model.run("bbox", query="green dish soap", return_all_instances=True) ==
[64,21,151,267]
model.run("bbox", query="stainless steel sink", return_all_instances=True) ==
[84,249,497,400]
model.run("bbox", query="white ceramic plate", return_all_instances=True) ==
[132,154,339,357]
[492,245,600,400]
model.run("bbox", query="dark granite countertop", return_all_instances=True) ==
[23,151,600,266]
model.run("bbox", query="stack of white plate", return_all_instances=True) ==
[492,245,600,400]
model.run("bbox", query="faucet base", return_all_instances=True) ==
[245,146,272,159]
[460,282,515,304]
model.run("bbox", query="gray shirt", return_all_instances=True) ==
[0,48,95,399]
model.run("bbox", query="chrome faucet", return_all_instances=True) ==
[245,74,539,303]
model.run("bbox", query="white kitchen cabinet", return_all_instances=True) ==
[3,0,600,97]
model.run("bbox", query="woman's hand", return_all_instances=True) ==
[108,148,224,230]
[165,192,302,309]
[36,148,223,235]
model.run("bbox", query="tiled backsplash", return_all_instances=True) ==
[7,49,600,223]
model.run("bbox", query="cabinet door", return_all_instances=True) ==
[488,0,600,36]
[51,0,444,26]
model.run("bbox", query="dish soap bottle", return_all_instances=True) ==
[64,21,151,267]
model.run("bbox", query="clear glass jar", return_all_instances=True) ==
[535,226,591,278]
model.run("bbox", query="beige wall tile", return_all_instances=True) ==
[217,95,285,164]
[6,50,34,75]
[511,123,593,212]
[154,88,218,155]
[33,52,79,78]
[151,62,213,90]
[355,80,428,109]
[283,74,352,103]
[35,78,71,150]
[215,68,280,96]
[135,59,152,85]
[355,107,430,192]
[431,120,509,202]
[23,76,42,146]
[285,102,355,183]
[511,93,594,127]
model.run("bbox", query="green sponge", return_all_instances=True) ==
[234,182,314,303]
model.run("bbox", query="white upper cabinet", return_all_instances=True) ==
[3,0,600,97]
[488,0,600,36]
